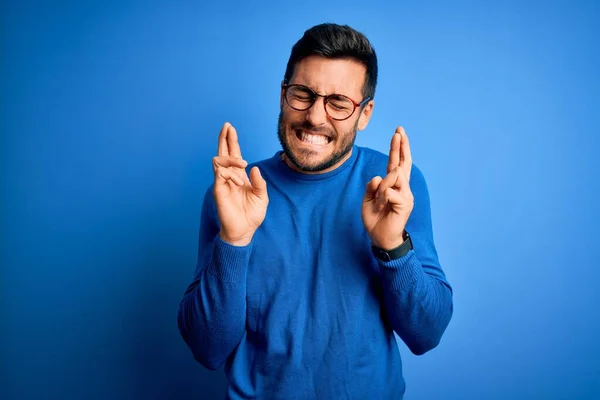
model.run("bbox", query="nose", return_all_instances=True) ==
[305,97,328,127]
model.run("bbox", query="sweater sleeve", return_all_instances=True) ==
[177,186,251,370]
[377,166,454,355]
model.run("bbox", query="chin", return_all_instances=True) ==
[284,139,353,173]
[292,153,333,172]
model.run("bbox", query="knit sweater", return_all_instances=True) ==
[178,145,453,399]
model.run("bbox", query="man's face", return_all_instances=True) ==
[278,55,374,173]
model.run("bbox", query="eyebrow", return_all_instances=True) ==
[289,82,355,99]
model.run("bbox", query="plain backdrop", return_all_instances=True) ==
[2,0,599,399]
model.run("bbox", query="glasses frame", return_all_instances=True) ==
[282,83,371,121]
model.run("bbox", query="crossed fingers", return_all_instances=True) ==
[387,126,412,181]
[213,122,249,186]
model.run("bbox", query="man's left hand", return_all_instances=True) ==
[362,126,414,250]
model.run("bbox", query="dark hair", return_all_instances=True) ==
[283,23,378,100]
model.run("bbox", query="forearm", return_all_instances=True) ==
[379,250,453,355]
[177,235,252,370]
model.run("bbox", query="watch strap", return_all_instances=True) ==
[371,231,413,261]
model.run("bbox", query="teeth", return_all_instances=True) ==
[300,132,329,145]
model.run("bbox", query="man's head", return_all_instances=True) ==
[277,23,378,173]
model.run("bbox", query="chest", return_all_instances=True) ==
[245,186,379,313]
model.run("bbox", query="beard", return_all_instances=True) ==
[277,111,359,172]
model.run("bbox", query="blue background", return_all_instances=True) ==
[2,0,599,399]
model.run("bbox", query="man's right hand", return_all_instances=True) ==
[212,122,269,246]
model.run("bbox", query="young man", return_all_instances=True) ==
[178,23,453,399]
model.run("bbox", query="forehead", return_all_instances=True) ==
[289,55,366,98]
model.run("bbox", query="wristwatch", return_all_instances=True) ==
[371,231,413,261]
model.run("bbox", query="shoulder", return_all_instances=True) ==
[243,151,283,175]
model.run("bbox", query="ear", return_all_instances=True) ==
[357,100,374,131]
[280,82,286,110]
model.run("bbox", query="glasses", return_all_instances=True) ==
[282,83,371,121]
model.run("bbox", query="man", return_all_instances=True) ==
[178,23,453,399]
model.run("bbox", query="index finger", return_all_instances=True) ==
[218,122,231,157]
[387,127,402,174]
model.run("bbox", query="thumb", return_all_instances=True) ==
[249,166,267,197]
[364,176,383,199]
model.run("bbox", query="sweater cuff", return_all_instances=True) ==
[378,250,423,292]
[207,235,253,283]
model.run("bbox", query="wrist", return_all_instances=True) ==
[371,230,408,251]
[219,230,253,247]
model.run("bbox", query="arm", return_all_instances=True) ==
[377,166,453,355]
[362,127,453,355]
[178,122,268,369]
[177,187,252,370]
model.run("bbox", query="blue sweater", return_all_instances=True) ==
[178,145,453,399]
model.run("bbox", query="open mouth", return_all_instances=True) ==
[295,130,332,146]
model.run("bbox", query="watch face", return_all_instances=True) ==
[372,246,392,262]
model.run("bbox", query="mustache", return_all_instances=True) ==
[290,121,334,137]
